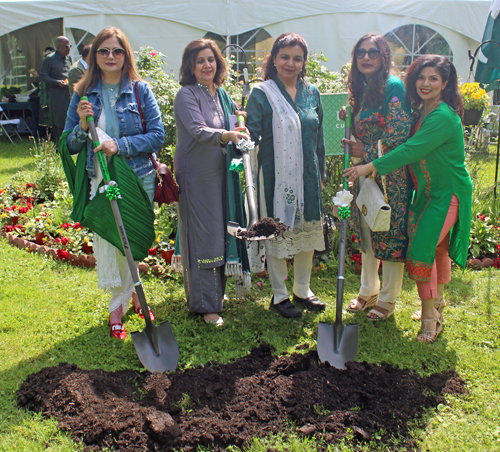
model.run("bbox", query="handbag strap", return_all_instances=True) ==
[369,140,388,204]
[134,80,158,170]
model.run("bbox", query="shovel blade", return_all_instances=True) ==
[131,321,179,372]
[317,322,359,370]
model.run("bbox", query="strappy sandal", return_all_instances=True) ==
[417,312,443,343]
[366,301,395,321]
[411,297,446,321]
[346,294,378,312]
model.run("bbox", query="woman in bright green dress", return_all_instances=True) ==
[344,55,472,343]
[341,34,412,321]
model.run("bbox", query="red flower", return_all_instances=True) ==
[349,253,362,263]
[497,244,500,253]
[480,214,486,221]
[72,222,81,229]
[56,249,69,260]
[60,223,70,229]
[5,225,13,232]
[61,237,70,246]
[149,247,158,256]
[18,207,29,214]
[150,51,157,56]
[351,234,357,243]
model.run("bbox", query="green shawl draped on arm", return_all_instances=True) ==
[59,131,155,261]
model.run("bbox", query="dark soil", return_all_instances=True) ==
[17,344,465,452]
[237,217,289,239]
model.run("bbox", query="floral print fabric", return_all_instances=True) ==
[351,75,412,262]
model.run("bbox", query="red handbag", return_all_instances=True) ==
[135,81,179,205]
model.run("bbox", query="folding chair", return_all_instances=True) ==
[0,106,22,144]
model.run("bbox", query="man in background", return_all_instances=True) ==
[68,44,91,96]
[39,36,72,145]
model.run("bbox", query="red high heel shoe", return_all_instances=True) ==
[110,323,127,340]
[135,305,155,321]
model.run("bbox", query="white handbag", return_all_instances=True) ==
[355,140,391,232]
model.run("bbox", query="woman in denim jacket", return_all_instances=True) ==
[63,27,164,339]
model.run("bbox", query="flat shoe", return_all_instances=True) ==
[203,313,224,327]
[135,305,155,321]
[411,296,446,321]
[346,294,378,312]
[271,297,302,318]
[110,323,127,340]
[367,301,395,321]
[293,294,325,311]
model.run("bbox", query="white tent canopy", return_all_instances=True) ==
[0,0,491,88]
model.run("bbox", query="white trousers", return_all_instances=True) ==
[359,225,404,305]
[267,249,315,304]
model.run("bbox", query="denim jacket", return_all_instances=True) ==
[64,76,165,178]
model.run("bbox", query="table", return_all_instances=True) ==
[0,99,40,135]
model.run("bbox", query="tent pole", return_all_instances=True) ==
[226,0,230,59]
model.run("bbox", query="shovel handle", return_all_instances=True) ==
[343,106,351,190]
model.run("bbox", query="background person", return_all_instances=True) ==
[344,55,472,343]
[62,27,165,339]
[68,44,92,96]
[246,32,326,318]
[340,33,412,321]
[174,38,250,327]
[40,37,72,144]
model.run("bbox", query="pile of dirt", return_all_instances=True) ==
[17,344,465,451]
[237,217,289,239]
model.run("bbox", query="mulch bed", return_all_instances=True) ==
[17,344,465,451]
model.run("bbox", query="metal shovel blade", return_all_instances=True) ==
[131,321,179,372]
[317,321,359,370]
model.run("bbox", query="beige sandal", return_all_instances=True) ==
[411,297,446,321]
[417,312,443,343]
[346,294,378,312]
[367,301,395,321]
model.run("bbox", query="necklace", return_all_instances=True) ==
[421,97,441,122]
[197,83,225,128]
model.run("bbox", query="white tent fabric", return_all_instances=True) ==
[0,0,491,82]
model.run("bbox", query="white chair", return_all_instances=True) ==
[0,105,22,144]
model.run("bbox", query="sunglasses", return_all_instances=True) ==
[96,47,126,58]
[354,48,381,59]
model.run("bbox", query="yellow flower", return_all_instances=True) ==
[84,237,89,243]
[169,240,175,245]
[47,219,52,224]
[156,237,161,243]
[1,213,7,218]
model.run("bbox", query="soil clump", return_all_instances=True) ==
[17,344,465,451]
[237,217,289,239]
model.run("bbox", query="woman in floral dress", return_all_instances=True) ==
[341,33,412,320]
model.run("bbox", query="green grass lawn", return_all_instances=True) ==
[1,137,500,451]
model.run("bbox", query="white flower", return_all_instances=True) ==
[332,189,353,207]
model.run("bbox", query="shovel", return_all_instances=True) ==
[82,97,179,372]
[227,114,263,240]
[317,106,359,369]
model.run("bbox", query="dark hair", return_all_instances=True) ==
[179,39,227,87]
[347,34,393,116]
[262,32,308,81]
[81,44,92,59]
[405,55,464,122]
[44,46,55,53]
[75,27,142,97]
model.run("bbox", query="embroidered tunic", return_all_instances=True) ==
[352,75,412,262]
[373,102,472,281]
[246,77,326,258]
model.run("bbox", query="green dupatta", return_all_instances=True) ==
[58,131,155,261]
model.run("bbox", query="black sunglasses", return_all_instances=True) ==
[96,47,126,58]
[354,48,381,59]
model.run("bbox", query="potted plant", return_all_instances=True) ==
[460,82,490,126]
[0,84,21,102]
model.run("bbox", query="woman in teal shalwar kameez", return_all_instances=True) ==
[246,33,326,318]
[345,55,472,343]
[341,34,412,321]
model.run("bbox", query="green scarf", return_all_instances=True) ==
[218,88,250,276]
[58,131,155,261]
